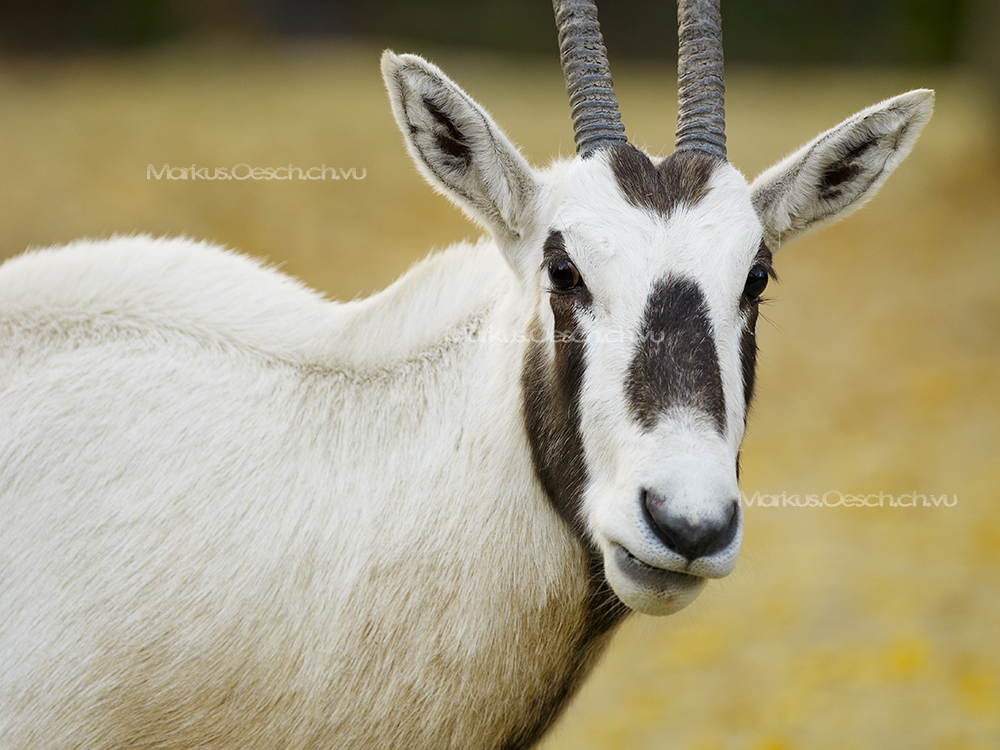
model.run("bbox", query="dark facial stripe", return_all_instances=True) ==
[609,144,721,217]
[740,240,775,411]
[521,291,589,535]
[516,230,629,748]
[626,277,726,435]
[739,305,760,412]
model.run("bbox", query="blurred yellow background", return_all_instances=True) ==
[1,35,997,750]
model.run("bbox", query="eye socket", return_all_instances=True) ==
[548,258,581,292]
[743,264,769,300]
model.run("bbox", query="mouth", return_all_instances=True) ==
[605,543,706,615]
[611,544,702,592]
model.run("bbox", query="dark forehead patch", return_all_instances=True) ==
[626,277,726,434]
[609,144,723,217]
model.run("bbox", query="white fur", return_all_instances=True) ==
[1,234,587,749]
[0,51,932,748]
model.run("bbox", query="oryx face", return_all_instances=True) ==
[518,0,765,614]
[524,146,769,614]
[383,0,931,617]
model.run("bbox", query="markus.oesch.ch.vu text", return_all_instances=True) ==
[147,164,366,181]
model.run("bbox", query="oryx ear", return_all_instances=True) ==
[381,51,540,245]
[751,89,934,251]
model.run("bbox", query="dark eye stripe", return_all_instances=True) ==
[739,240,775,410]
[518,309,628,750]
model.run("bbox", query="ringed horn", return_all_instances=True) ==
[552,0,627,157]
[553,0,727,160]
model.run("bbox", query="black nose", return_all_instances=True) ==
[642,490,739,562]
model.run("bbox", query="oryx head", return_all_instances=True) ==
[381,0,933,616]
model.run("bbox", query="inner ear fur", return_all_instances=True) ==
[381,51,540,246]
[750,89,934,251]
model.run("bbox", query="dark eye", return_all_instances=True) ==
[548,259,581,292]
[743,265,769,300]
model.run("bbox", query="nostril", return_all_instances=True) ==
[642,490,739,562]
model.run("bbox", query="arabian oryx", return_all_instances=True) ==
[0,0,932,747]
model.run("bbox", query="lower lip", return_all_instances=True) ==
[613,545,703,592]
